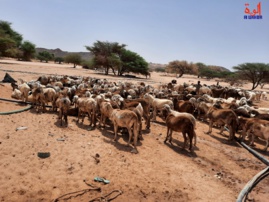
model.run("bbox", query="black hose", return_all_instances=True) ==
[236,166,269,202]
[0,97,33,105]
[0,104,32,115]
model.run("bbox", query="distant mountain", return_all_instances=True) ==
[35,48,93,61]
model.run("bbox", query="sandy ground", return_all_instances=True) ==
[0,59,269,202]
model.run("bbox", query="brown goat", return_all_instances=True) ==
[165,113,195,151]
[173,98,195,114]
[206,105,238,141]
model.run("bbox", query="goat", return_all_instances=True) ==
[211,87,225,98]
[165,113,195,151]
[162,104,197,146]
[251,110,269,121]
[56,96,71,126]
[143,93,173,121]
[75,97,97,128]
[122,98,151,129]
[205,104,238,141]
[240,117,269,152]
[106,102,139,152]
[16,83,30,103]
[173,97,195,114]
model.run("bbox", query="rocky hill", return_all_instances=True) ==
[35,48,93,61]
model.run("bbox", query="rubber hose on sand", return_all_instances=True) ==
[0,98,33,115]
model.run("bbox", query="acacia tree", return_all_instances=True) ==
[85,41,126,75]
[233,63,269,90]
[54,57,64,64]
[166,60,195,77]
[36,51,54,62]
[20,41,36,61]
[64,53,82,68]
[0,20,23,57]
[119,49,149,76]
[195,62,207,78]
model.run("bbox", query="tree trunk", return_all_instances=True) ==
[73,64,76,68]
[105,67,108,75]
[111,67,116,75]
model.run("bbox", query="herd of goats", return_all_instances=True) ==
[10,75,269,153]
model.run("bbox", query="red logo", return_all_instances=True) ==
[244,2,262,19]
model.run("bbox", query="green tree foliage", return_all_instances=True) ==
[166,60,195,77]
[233,63,269,90]
[20,41,36,61]
[0,20,23,57]
[54,57,64,64]
[37,51,54,62]
[64,53,82,68]
[85,41,126,75]
[154,67,166,72]
[195,62,207,78]
[81,59,95,69]
[119,49,149,76]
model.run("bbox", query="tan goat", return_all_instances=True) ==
[104,102,139,152]
[56,96,71,126]
[205,105,238,141]
[239,117,269,151]
[76,97,97,128]
[143,93,173,121]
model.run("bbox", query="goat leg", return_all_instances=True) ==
[205,121,213,134]
[164,128,170,143]
[219,125,224,135]
[169,130,173,144]
[263,140,269,152]
[182,132,187,150]
[64,114,68,126]
[127,128,133,147]
[113,124,119,141]
[151,108,157,121]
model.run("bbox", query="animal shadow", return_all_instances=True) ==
[164,138,197,157]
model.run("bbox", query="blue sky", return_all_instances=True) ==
[0,0,268,70]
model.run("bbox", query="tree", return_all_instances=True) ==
[20,41,36,61]
[64,53,82,68]
[85,41,126,75]
[233,63,269,90]
[0,20,23,57]
[119,49,149,76]
[54,57,64,64]
[81,59,95,69]
[36,51,54,62]
[195,62,207,78]
[166,60,194,77]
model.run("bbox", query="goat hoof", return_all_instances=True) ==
[131,148,138,154]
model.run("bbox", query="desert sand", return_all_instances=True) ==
[0,59,268,202]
